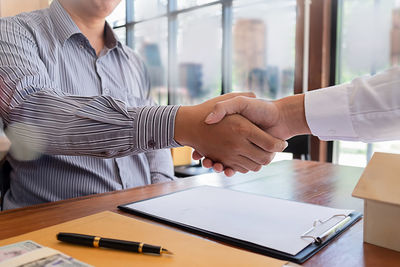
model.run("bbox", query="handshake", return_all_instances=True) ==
[174,92,311,177]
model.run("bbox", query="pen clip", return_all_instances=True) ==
[300,214,349,245]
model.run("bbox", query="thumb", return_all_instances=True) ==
[205,97,248,124]
[204,111,225,124]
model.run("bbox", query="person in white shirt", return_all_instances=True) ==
[193,67,400,176]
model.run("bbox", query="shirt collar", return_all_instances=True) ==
[49,0,81,45]
[102,22,129,59]
[50,0,129,58]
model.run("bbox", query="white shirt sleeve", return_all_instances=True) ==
[305,66,400,142]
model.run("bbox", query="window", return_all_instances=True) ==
[334,0,400,167]
[232,0,296,99]
[133,18,169,105]
[108,0,297,105]
[175,4,222,105]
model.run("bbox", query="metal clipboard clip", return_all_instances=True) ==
[301,214,351,245]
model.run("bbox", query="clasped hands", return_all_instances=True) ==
[174,92,309,177]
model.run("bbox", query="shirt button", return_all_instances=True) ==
[104,88,110,94]
[148,140,156,148]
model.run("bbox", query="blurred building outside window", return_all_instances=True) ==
[134,18,169,105]
[232,0,296,100]
[176,5,222,105]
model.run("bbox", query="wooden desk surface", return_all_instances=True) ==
[1,160,399,266]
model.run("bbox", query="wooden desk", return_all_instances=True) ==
[1,160,399,266]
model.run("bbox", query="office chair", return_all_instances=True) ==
[0,159,11,211]
[174,162,213,178]
[283,135,310,160]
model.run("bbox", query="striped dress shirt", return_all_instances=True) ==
[0,0,179,210]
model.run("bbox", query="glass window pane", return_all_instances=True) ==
[132,19,169,105]
[374,141,400,154]
[335,0,400,167]
[177,0,216,10]
[174,5,222,105]
[106,0,126,27]
[232,0,296,99]
[113,27,126,45]
[337,141,368,167]
[133,0,167,21]
[338,0,397,82]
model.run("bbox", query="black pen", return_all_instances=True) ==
[57,232,173,255]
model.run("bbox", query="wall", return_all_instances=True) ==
[0,0,48,17]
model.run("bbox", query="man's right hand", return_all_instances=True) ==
[191,94,311,176]
[174,93,288,174]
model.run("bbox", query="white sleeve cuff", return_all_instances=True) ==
[304,84,358,141]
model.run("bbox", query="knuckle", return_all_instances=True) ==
[264,153,275,165]
[249,164,261,172]
[234,123,250,136]
[253,165,262,172]
[259,154,272,165]
[239,169,249,174]
[202,159,212,167]
[254,152,268,165]
[231,144,241,153]
[214,102,223,110]
[242,92,256,98]
[264,158,272,165]
[273,141,285,152]
[263,141,275,152]
[235,96,247,106]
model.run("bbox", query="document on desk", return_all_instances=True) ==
[119,186,359,262]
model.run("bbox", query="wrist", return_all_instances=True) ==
[275,94,311,137]
[174,106,196,146]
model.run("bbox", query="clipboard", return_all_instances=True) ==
[118,186,362,264]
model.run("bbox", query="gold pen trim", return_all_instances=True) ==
[161,248,174,255]
[138,242,144,253]
[93,236,101,248]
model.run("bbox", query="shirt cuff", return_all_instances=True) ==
[304,84,358,141]
[135,105,181,151]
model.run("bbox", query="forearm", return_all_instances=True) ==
[5,90,180,158]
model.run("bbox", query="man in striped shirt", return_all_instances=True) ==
[0,0,286,210]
